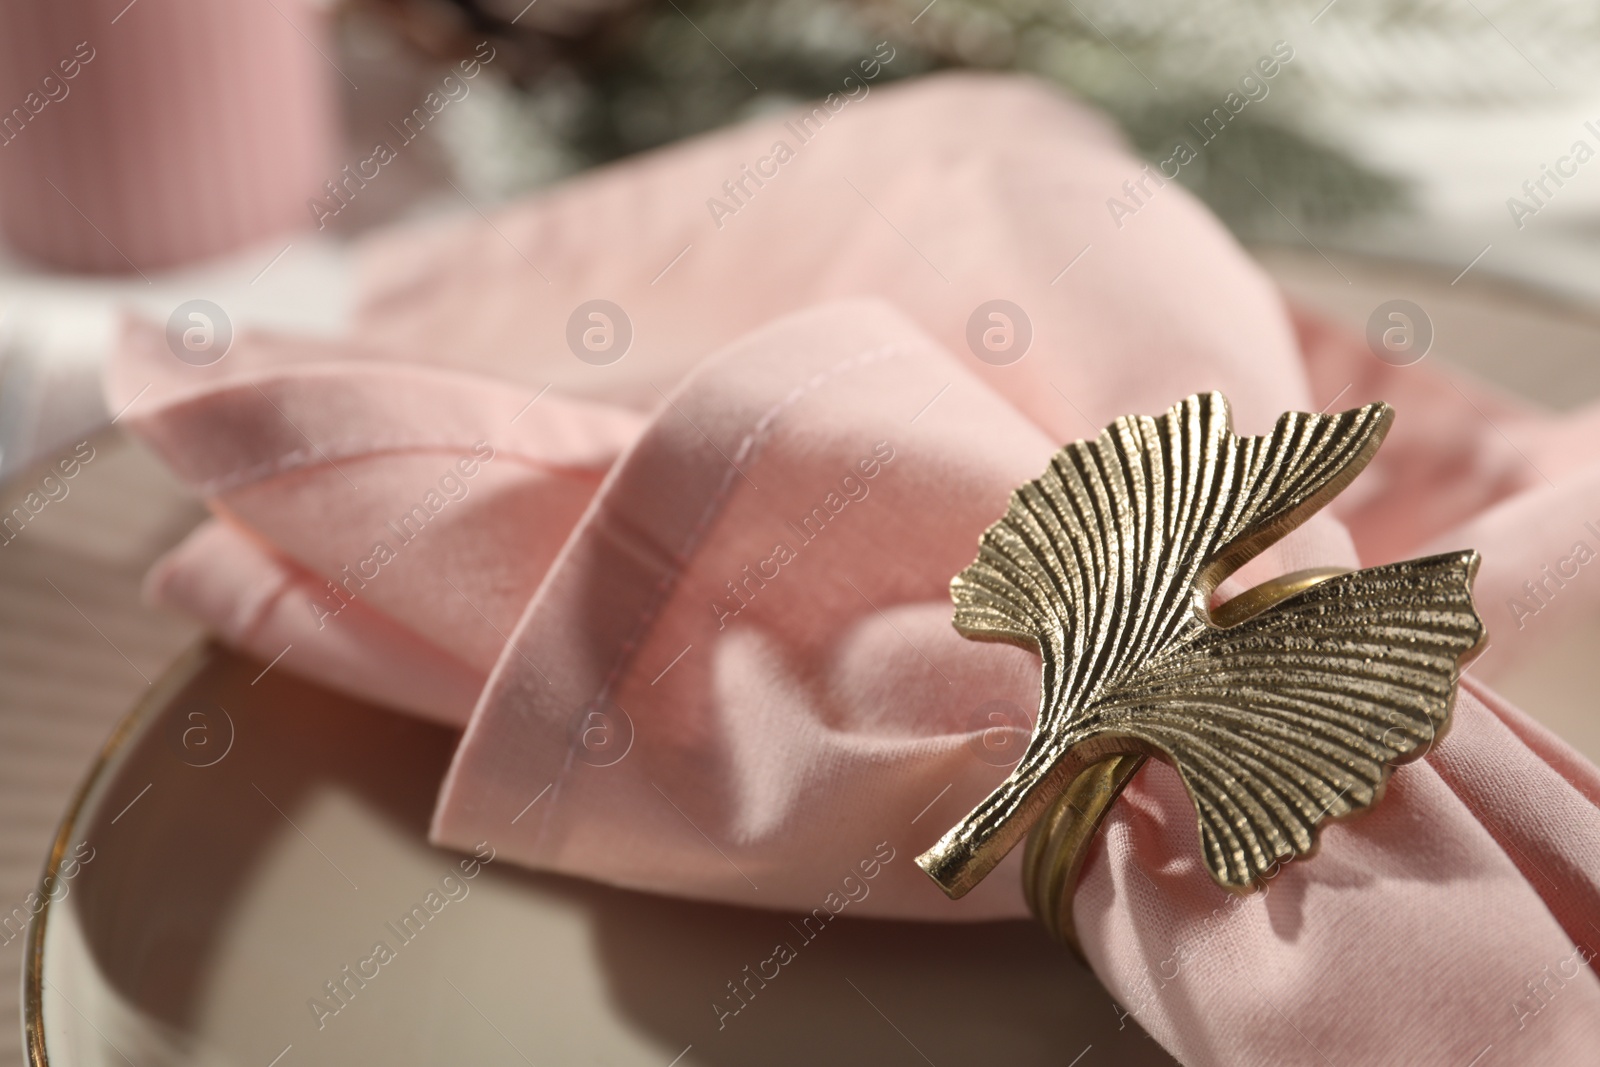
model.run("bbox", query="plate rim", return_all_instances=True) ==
[22,640,216,1067]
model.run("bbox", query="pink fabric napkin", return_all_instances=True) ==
[108,73,1600,1064]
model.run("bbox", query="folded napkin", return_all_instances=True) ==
[109,73,1600,1064]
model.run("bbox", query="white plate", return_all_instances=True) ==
[27,642,1175,1066]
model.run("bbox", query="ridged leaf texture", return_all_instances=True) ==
[919,392,1483,895]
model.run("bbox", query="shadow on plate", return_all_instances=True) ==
[34,645,1175,1066]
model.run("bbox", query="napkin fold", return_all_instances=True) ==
[109,72,1600,1065]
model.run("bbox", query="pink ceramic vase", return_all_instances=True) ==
[0,0,339,273]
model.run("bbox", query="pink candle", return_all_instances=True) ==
[0,0,339,274]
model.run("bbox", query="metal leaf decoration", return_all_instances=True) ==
[916,392,1484,897]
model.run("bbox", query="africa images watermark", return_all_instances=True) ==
[1511,940,1597,1035]
[713,841,897,1030]
[307,841,497,1030]
[1504,518,1600,631]
[1505,120,1600,230]
[311,442,497,630]
[0,441,98,547]
[1110,881,1261,1032]
[0,842,94,948]
[0,41,96,148]
[705,41,897,230]
[1106,40,1296,230]
[308,41,498,230]
[1105,800,1365,1035]
[711,441,896,630]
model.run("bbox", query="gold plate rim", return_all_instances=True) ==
[22,640,216,1067]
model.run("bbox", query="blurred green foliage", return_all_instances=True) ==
[486,0,1411,236]
[430,0,1591,234]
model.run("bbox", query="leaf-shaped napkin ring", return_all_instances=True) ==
[915,393,1485,954]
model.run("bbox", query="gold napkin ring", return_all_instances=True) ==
[914,393,1485,953]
